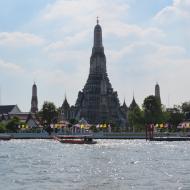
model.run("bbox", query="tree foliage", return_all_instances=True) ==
[38,101,58,125]
[6,116,20,132]
[181,102,190,120]
[143,95,163,124]
[69,118,78,125]
[0,123,6,133]
[128,106,144,132]
[166,106,184,128]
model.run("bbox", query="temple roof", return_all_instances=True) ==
[129,97,139,111]
[62,97,70,110]
[0,105,21,114]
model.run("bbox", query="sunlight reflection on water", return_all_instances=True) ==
[0,140,190,190]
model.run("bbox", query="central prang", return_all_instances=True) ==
[71,19,128,127]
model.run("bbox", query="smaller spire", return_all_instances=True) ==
[64,92,67,100]
[97,16,99,24]
[129,93,139,111]
[62,95,70,110]
[123,99,127,108]
[31,82,38,113]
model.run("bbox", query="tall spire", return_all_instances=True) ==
[90,18,106,74]
[93,17,103,49]
[31,82,38,113]
[155,82,161,103]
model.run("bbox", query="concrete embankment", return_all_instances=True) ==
[0,132,185,140]
[1,132,147,140]
[1,133,52,139]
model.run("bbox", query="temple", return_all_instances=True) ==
[71,19,128,127]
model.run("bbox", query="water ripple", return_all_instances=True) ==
[0,140,190,190]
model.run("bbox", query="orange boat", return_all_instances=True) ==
[53,135,97,144]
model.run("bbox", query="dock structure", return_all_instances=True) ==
[145,124,154,140]
[150,137,190,141]
[146,124,190,141]
[0,134,12,140]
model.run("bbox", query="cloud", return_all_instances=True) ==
[1,0,190,110]
[44,30,89,51]
[33,0,189,107]
[41,0,129,21]
[154,0,190,24]
[31,65,89,106]
[105,39,190,106]
[0,32,45,47]
[0,59,24,73]
[39,0,164,42]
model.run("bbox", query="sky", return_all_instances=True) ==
[0,0,189,111]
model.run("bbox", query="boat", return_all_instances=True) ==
[53,135,97,144]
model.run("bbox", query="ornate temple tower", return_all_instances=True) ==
[74,19,127,127]
[31,82,38,113]
[129,96,139,111]
[155,83,161,103]
[60,96,70,121]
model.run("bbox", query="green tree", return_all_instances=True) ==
[38,101,58,126]
[0,123,6,133]
[128,107,144,132]
[90,125,98,132]
[181,102,190,120]
[143,95,163,124]
[69,118,78,125]
[166,106,184,130]
[6,116,20,132]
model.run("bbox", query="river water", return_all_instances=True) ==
[0,139,190,190]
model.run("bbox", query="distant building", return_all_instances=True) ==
[120,100,128,113]
[0,105,21,115]
[31,82,38,113]
[155,83,161,103]
[120,100,129,126]
[129,96,139,111]
[0,105,21,122]
[60,97,70,121]
[0,105,39,128]
[11,112,40,128]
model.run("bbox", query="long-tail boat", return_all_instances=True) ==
[53,135,97,144]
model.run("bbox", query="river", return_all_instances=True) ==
[0,140,190,190]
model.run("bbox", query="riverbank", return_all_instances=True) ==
[0,131,188,140]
